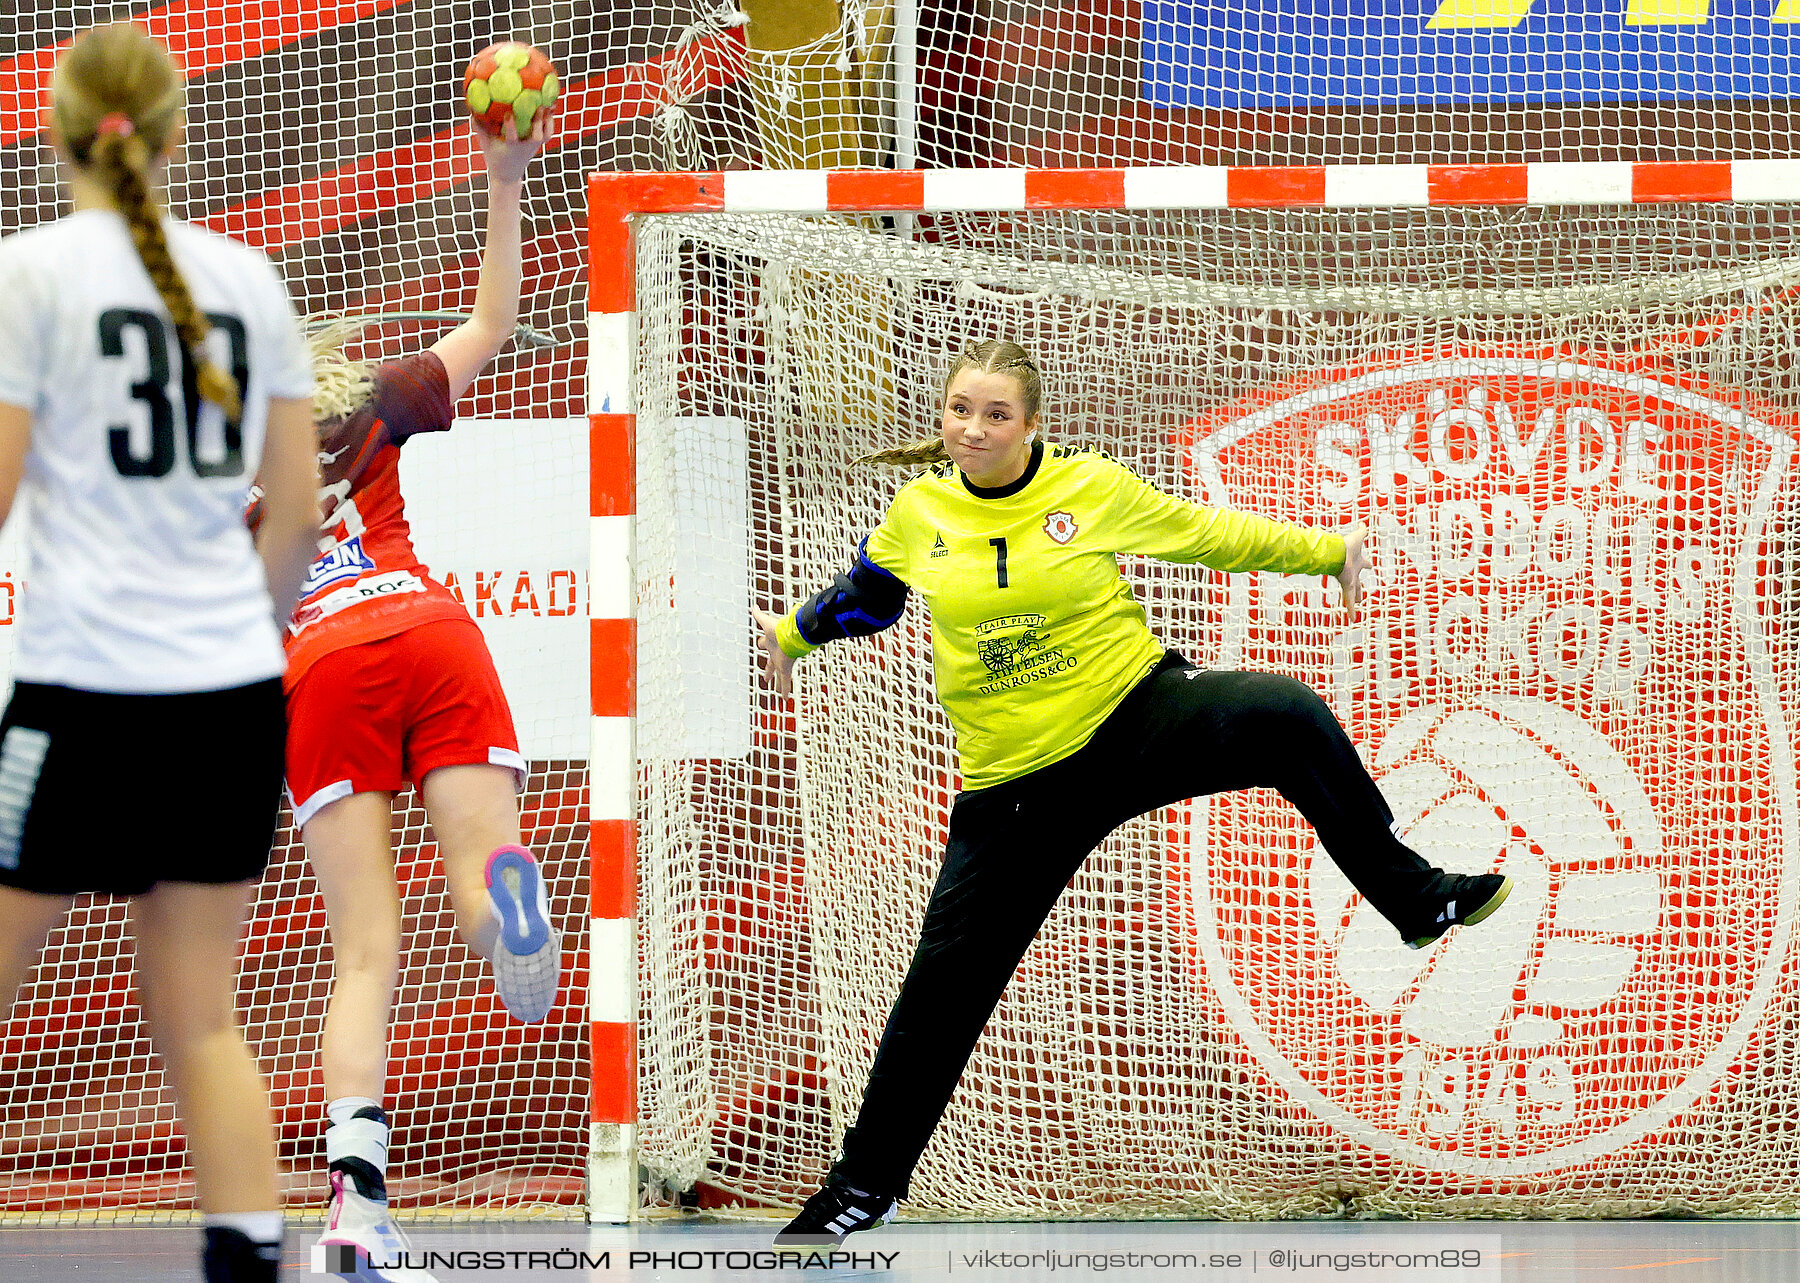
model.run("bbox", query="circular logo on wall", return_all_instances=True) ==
[1181,354,1798,1177]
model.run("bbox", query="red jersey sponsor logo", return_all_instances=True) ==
[289,570,429,633]
[299,535,377,597]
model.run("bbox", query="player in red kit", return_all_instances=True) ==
[248,114,557,1283]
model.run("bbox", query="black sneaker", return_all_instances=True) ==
[202,1227,281,1283]
[1404,873,1513,950]
[774,1179,898,1246]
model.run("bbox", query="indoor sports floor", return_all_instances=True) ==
[3,1217,1797,1281]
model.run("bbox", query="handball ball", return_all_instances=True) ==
[463,42,558,137]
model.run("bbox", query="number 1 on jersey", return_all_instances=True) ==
[990,537,1009,588]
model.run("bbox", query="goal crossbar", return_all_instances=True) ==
[590,161,1800,225]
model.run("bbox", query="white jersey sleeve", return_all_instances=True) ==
[0,211,315,695]
[0,241,51,414]
[248,254,315,403]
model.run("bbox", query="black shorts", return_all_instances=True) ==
[0,678,286,897]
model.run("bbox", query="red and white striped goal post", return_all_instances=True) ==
[581,162,1800,1221]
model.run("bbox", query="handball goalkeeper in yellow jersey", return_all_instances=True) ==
[754,339,1514,1245]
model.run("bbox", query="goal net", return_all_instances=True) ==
[613,0,1800,172]
[0,10,592,1220]
[629,188,1800,1218]
[0,406,592,1223]
[4,0,1796,1226]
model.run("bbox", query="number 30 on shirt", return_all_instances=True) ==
[99,307,249,479]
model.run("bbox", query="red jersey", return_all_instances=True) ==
[250,353,472,689]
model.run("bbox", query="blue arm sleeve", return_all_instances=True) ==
[793,537,911,645]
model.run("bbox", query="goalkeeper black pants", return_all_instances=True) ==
[830,649,1439,1199]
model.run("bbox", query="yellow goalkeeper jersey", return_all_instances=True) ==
[777,442,1345,790]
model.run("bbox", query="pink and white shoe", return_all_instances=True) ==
[484,844,561,1022]
[314,1173,439,1283]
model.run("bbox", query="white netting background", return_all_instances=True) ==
[634,206,1800,1218]
[0,7,597,1221]
[0,395,593,1221]
[3,0,1797,1226]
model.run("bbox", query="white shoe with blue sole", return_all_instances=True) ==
[484,844,561,1022]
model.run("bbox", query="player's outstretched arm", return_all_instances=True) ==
[256,396,323,618]
[430,112,553,403]
[753,542,912,696]
[752,608,797,696]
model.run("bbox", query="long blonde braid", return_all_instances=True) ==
[856,339,1044,468]
[53,24,241,419]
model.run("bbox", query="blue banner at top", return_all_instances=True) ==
[1142,0,1791,107]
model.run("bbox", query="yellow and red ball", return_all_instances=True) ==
[463,42,558,137]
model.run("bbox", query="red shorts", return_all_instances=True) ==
[285,617,525,828]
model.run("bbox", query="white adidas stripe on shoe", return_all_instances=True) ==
[775,1181,899,1246]
[484,845,561,1023]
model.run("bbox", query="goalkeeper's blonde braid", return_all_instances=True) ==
[53,24,241,420]
[856,339,1044,469]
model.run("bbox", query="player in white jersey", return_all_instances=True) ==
[0,26,319,1283]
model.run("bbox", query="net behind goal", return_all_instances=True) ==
[0,408,591,1220]
[2,7,597,1220]
[609,169,1800,1218]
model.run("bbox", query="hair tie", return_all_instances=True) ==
[95,112,135,139]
